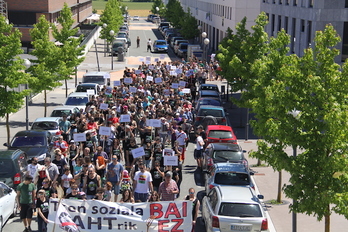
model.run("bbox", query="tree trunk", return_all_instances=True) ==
[44,89,47,117]
[65,78,68,97]
[257,159,262,166]
[277,170,282,203]
[324,205,330,232]
[6,113,10,145]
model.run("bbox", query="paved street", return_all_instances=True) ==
[3,17,348,232]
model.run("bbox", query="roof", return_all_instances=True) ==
[51,106,79,110]
[83,72,110,78]
[0,149,24,159]
[207,125,233,131]
[200,90,220,95]
[14,130,49,137]
[33,117,61,123]
[216,186,260,203]
[76,83,98,87]
[67,92,90,97]
[208,143,241,151]
[214,162,247,173]
[201,84,218,88]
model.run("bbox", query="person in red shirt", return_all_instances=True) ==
[53,136,69,158]
[108,111,119,126]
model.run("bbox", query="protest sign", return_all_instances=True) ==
[146,76,153,82]
[131,147,145,159]
[146,119,161,128]
[47,199,192,232]
[155,78,162,84]
[179,81,186,87]
[164,155,178,166]
[73,133,86,142]
[182,88,191,93]
[139,57,145,62]
[135,70,142,75]
[154,58,159,62]
[99,126,111,136]
[149,65,154,70]
[124,77,132,84]
[120,114,131,122]
[99,103,108,110]
[160,54,165,60]
[171,83,179,89]
[114,80,121,86]
[129,86,137,93]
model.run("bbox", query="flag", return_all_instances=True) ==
[54,201,80,232]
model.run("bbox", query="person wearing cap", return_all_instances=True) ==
[36,189,49,232]
[158,171,179,201]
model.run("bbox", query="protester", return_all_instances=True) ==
[184,188,200,232]
[133,162,153,202]
[148,191,160,202]
[158,171,179,201]
[36,189,49,232]
[65,184,85,200]
[106,155,124,202]
[17,175,36,232]
[83,167,101,199]
[27,157,39,179]
[194,131,205,170]
[120,189,135,203]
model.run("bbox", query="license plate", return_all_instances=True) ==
[231,225,252,231]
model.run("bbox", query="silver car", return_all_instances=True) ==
[202,185,269,232]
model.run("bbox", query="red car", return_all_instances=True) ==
[205,125,237,146]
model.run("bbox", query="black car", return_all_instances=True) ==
[202,143,248,172]
[4,130,53,163]
[0,149,28,189]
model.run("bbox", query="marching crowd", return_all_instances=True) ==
[17,57,221,232]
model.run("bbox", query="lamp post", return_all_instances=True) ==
[288,109,300,232]
[197,25,202,44]
[23,59,31,130]
[202,32,209,61]
[103,23,107,57]
[109,30,115,70]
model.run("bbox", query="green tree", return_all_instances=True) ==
[179,8,200,41]
[251,24,348,232]
[165,0,184,29]
[100,0,123,43]
[0,16,32,144]
[29,15,63,117]
[151,0,165,16]
[52,3,85,97]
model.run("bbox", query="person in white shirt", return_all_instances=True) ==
[147,38,152,52]
[194,132,205,170]
[27,157,39,179]
[175,126,188,163]
[133,162,153,202]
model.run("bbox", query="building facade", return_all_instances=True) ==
[6,0,92,47]
[179,0,260,54]
[261,0,348,62]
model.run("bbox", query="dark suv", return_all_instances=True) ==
[4,130,53,163]
[0,150,28,189]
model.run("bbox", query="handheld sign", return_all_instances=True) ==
[154,58,159,62]
[155,77,162,84]
[146,119,161,128]
[124,77,132,84]
[87,89,94,95]
[149,65,154,70]
[179,81,186,87]
[120,114,131,122]
[135,70,142,75]
[176,68,182,74]
[146,76,153,82]
[164,155,178,166]
[139,57,145,62]
[160,54,165,60]
[99,126,111,136]
[171,83,179,89]
[129,86,137,93]
[171,66,176,70]
[170,71,177,76]
[131,147,146,159]
[114,80,121,86]
[99,103,108,110]
[182,88,191,94]
[74,133,86,142]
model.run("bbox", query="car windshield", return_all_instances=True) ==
[156,41,166,45]
[32,122,58,130]
[51,110,71,117]
[117,33,127,38]
[214,172,250,185]
[11,136,46,147]
[198,109,223,117]
[76,85,95,92]
[83,76,104,85]
[198,99,221,107]
[181,44,188,49]
[208,130,233,139]
[219,203,262,217]
[201,86,219,91]
[213,151,242,161]
[0,160,15,177]
[65,97,88,106]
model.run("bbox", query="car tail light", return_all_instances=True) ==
[209,184,214,189]
[14,173,21,185]
[196,117,202,121]
[212,216,220,228]
[221,118,226,123]
[207,158,213,166]
[261,218,268,230]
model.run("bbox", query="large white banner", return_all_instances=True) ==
[48,199,192,232]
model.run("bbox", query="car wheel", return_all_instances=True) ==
[194,217,206,232]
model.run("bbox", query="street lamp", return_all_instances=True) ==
[23,59,31,130]
[202,32,209,61]
[109,30,115,70]
[288,109,300,232]
[103,23,108,57]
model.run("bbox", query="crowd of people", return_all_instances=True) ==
[17,57,221,232]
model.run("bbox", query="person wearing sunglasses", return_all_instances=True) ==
[65,184,85,200]
[39,179,57,198]
[36,189,49,232]
[184,188,200,232]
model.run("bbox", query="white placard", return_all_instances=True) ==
[182,88,191,93]
[176,69,182,74]
[164,155,178,166]
[160,54,166,60]
[73,133,86,142]
[166,65,171,70]
[105,86,112,94]
[171,83,179,89]
[146,56,151,62]
[171,66,176,70]
[145,60,151,65]
[131,147,146,159]
[124,77,132,84]
[99,126,111,136]
[120,114,131,122]
[139,57,145,62]
[163,89,170,96]
[135,70,142,75]
[170,71,177,76]
[129,86,137,93]
[146,119,161,127]
[163,148,174,156]
[155,77,162,83]
[86,89,94,95]
[114,80,121,86]
[154,58,159,62]
[149,65,154,70]
[99,103,108,110]
[179,81,186,87]
[146,76,153,82]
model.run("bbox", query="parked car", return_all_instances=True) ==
[82,71,110,85]
[205,125,237,146]
[4,130,53,163]
[119,25,129,35]
[50,106,80,118]
[199,83,220,92]
[202,185,268,232]
[117,31,128,39]
[177,43,188,58]
[158,22,170,30]
[170,36,184,48]
[165,33,176,43]
[133,15,140,21]
[0,182,17,231]
[205,163,254,193]
[194,105,227,130]
[0,150,28,189]
[31,117,62,141]
[197,89,221,100]
[64,92,90,110]
[112,40,128,55]
[153,40,168,53]
[195,97,222,113]
[147,14,156,22]
[152,16,160,23]
[75,83,100,95]
[203,143,248,172]
[173,40,189,54]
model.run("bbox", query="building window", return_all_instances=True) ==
[271,14,275,36]
[273,0,276,4]
[346,0,348,7]
[307,21,312,47]
[342,22,348,61]
[301,19,305,32]
[285,16,289,33]
[286,0,290,5]
[8,11,36,27]
[293,0,298,6]
[309,0,314,7]
[278,15,282,31]
[291,18,296,53]
[279,0,283,4]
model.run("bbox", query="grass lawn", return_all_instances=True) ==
[93,0,152,17]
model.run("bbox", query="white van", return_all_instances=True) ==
[82,72,110,86]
